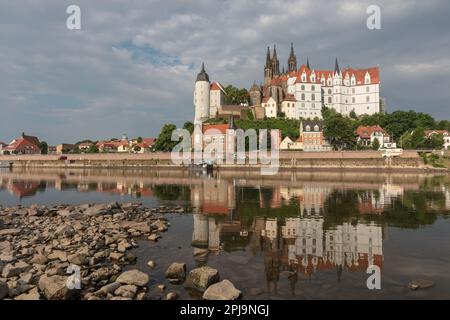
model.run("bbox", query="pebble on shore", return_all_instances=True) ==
[0,202,182,300]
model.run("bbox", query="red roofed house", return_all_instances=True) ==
[355,125,393,148]
[2,133,41,155]
[425,130,450,150]
[261,96,277,118]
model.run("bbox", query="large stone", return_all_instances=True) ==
[84,204,108,216]
[30,254,49,265]
[55,225,75,238]
[119,221,151,233]
[203,280,241,300]
[38,275,76,300]
[408,279,435,291]
[67,253,88,266]
[0,281,8,299]
[165,262,186,284]
[184,266,220,292]
[0,241,12,252]
[14,287,40,300]
[0,228,21,236]
[48,250,68,262]
[114,285,138,299]
[2,261,32,278]
[116,269,149,287]
[94,282,121,297]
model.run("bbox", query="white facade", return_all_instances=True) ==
[194,80,210,124]
[209,82,225,118]
[262,97,277,118]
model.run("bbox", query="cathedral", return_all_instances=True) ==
[193,44,383,123]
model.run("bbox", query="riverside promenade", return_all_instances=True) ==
[0,151,431,172]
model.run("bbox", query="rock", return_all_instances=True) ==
[84,204,108,216]
[48,250,68,262]
[2,261,32,278]
[0,281,9,299]
[147,260,156,268]
[28,207,44,216]
[116,269,149,287]
[151,220,168,232]
[408,279,435,291]
[95,282,121,297]
[185,266,220,292]
[38,275,76,300]
[55,225,75,238]
[14,287,40,300]
[0,241,12,252]
[117,241,131,253]
[166,292,178,300]
[30,254,49,265]
[124,252,137,264]
[0,253,15,263]
[203,280,241,300]
[67,253,88,266]
[88,267,117,283]
[114,285,138,299]
[148,234,160,242]
[157,284,165,291]
[0,228,21,236]
[109,252,124,260]
[119,221,151,233]
[165,262,186,284]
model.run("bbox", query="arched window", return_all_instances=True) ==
[301,85,305,91]
[301,93,305,101]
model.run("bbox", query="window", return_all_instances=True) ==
[311,85,315,91]
[301,93,305,100]
[311,94,315,101]
[352,88,355,94]
[328,97,332,103]
[328,89,331,94]
[301,85,305,90]
[352,97,355,103]
[306,125,311,132]
[366,96,370,102]
[366,86,370,92]
[314,125,319,132]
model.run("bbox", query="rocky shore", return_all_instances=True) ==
[0,202,187,300]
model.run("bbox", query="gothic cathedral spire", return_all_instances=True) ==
[288,42,297,72]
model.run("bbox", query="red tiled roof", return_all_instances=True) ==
[202,124,229,135]
[424,130,449,137]
[210,82,225,92]
[355,125,385,139]
[142,138,156,146]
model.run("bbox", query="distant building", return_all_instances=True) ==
[56,143,75,154]
[425,130,450,150]
[261,97,277,118]
[78,142,94,152]
[355,125,394,148]
[1,133,41,155]
[280,120,331,151]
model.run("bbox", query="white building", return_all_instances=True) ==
[261,97,277,118]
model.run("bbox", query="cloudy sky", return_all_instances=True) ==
[1,0,449,144]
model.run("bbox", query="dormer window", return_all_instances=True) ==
[302,74,306,82]
[314,125,319,132]
[364,72,371,84]
[306,125,311,132]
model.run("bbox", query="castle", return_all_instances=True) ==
[193,44,383,123]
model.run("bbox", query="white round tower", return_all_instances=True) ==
[194,63,210,124]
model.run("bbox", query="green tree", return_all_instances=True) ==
[153,124,179,152]
[372,138,380,150]
[87,145,99,153]
[183,121,194,134]
[410,127,425,149]
[349,110,357,119]
[322,108,356,150]
[39,141,48,154]
[424,134,445,150]
[224,85,249,105]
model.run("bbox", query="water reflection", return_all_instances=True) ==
[1,168,450,297]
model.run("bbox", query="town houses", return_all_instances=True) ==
[355,125,396,149]
[0,133,41,155]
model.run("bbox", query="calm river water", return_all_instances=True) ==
[1,168,450,299]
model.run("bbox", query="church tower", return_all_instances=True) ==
[194,63,210,124]
[288,43,297,72]
[271,45,280,76]
[264,47,273,86]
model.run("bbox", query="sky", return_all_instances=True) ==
[0,0,449,145]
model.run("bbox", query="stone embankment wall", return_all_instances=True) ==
[0,151,427,171]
